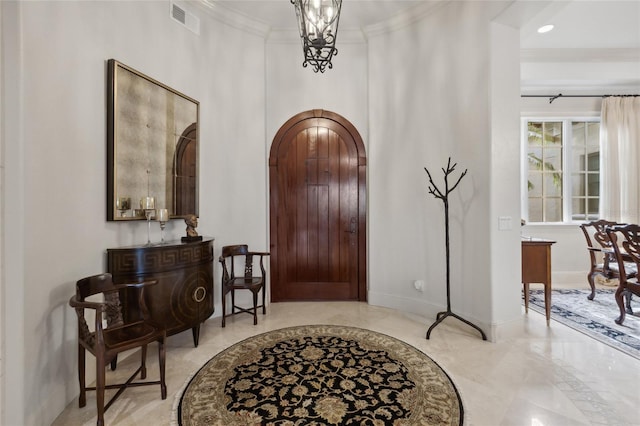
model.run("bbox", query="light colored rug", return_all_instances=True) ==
[176,325,463,425]
[526,289,640,359]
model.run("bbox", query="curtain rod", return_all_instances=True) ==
[521,93,639,104]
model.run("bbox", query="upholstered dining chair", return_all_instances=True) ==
[219,244,270,327]
[69,273,167,426]
[606,225,640,325]
[580,220,636,305]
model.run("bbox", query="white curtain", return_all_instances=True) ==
[600,96,640,223]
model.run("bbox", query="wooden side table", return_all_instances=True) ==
[522,238,556,326]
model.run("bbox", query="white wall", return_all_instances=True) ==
[3,0,628,423]
[265,3,523,338]
[2,2,26,423]
[366,2,521,336]
[263,30,369,306]
[1,1,266,424]
[0,1,6,421]
[490,21,523,329]
[265,30,369,145]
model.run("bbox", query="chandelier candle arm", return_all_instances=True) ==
[291,0,342,73]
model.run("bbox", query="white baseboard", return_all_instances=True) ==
[367,290,496,341]
[369,291,434,315]
[552,270,587,285]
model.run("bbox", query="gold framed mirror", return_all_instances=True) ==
[107,59,199,221]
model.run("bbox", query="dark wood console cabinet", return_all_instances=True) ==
[107,238,214,347]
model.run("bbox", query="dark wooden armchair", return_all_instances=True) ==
[69,273,167,426]
[606,225,640,325]
[219,244,270,327]
[579,220,636,303]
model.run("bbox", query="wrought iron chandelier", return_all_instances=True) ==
[291,0,342,73]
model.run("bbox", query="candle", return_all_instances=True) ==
[158,208,169,222]
[116,197,130,210]
[141,196,155,210]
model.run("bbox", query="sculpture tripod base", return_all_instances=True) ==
[426,309,487,340]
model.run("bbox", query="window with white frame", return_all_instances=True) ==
[522,118,600,223]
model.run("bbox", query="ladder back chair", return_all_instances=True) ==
[580,219,637,306]
[606,225,640,325]
[69,273,167,426]
[219,244,270,327]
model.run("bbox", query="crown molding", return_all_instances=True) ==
[363,0,448,38]
[196,0,271,37]
[521,48,640,63]
[267,27,366,44]
[196,1,368,43]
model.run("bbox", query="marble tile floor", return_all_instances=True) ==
[53,300,640,426]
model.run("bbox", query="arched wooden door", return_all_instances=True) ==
[269,109,366,301]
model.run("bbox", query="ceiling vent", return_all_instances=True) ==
[170,2,200,35]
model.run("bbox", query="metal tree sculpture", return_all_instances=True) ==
[424,158,487,340]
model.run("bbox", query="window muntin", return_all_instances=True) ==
[526,121,563,222]
[523,119,600,223]
[570,121,600,221]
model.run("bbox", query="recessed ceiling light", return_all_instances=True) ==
[537,24,554,34]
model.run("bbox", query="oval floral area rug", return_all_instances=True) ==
[176,325,463,425]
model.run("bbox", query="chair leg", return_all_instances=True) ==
[222,288,227,327]
[262,285,266,315]
[158,338,167,399]
[95,354,106,426]
[252,290,258,325]
[140,345,147,380]
[587,272,596,300]
[78,345,86,408]
[231,289,236,314]
[615,285,627,325]
[624,290,634,314]
[192,324,201,347]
